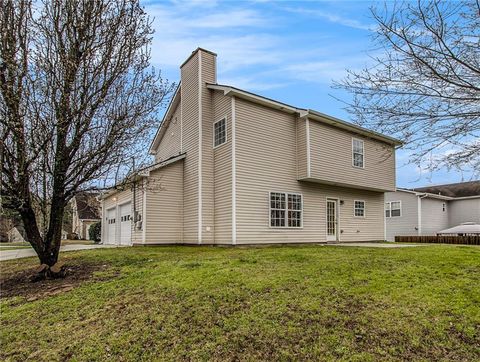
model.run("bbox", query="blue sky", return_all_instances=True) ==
[143,0,476,188]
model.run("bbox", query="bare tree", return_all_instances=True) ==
[336,0,480,177]
[0,0,174,275]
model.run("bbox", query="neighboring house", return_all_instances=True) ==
[385,181,480,241]
[71,192,101,240]
[99,48,401,246]
[7,227,26,243]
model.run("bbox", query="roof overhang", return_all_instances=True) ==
[207,84,301,115]
[207,83,402,147]
[300,177,395,193]
[306,110,402,147]
[149,84,181,155]
[395,188,454,200]
[98,153,186,200]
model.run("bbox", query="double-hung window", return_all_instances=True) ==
[352,138,364,168]
[269,192,303,228]
[385,201,401,217]
[213,118,227,147]
[354,200,365,217]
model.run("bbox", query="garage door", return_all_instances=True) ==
[106,208,116,245]
[119,203,132,245]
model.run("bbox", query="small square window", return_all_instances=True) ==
[385,201,401,217]
[213,118,227,147]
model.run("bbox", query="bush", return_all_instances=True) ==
[89,222,101,242]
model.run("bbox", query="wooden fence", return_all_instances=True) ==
[395,235,480,245]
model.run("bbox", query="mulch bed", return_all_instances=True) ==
[0,262,116,300]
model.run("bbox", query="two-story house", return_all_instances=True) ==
[99,48,401,246]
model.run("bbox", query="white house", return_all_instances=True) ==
[385,181,480,241]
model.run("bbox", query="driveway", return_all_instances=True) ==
[0,244,118,261]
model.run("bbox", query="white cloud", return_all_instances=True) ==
[143,0,374,90]
[283,7,374,31]
[219,75,289,92]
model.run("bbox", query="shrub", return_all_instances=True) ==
[89,222,101,242]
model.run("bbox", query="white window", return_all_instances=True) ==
[269,192,303,228]
[385,201,401,217]
[213,118,227,147]
[354,200,365,217]
[352,138,364,168]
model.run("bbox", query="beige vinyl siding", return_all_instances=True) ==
[212,90,232,243]
[421,198,449,235]
[235,97,384,243]
[155,103,182,163]
[385,191,419,241]
[200,51,216,244]
[296,118,308,179]
[449,198,480,226]
[307,120,396,192]
[180,52,199,243]
[144,160,183,243]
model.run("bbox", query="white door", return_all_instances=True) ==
[326,199,338,242]
[106,208,116,244]
[119,203,132,245]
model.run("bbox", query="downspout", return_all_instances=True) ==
[418,194,428,235]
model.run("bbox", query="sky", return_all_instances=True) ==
[142,0,476,188]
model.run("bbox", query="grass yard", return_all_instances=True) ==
[0,244,479,361]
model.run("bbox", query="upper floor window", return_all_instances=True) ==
[352,138,364,168]
[213,118,227,148]
[385,201,401,217]
[354,200,365,217]
[269,192,303,228]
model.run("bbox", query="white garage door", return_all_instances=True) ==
[119,203,132,245]
[106,208,116,245]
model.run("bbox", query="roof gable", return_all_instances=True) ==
[149,84,181,154]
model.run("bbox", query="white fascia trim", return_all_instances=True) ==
[137,153,186,177]
[142,178,147,244]
[306,117,311,178]
[396,188,455,200]
[206,84,300,114]
[149,85,181,154]
[231,96,237,245]
[198,50,203,244]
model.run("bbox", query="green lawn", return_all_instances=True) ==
[1,245,479,361]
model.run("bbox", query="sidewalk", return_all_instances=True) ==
[0,244,118,261]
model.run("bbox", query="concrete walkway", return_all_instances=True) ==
[0,244,118,261]
[331,242,425,248]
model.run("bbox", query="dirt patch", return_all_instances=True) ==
[0,262,119,300]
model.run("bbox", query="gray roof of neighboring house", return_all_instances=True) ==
[411,181,480,198]
[74,192,101,220]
